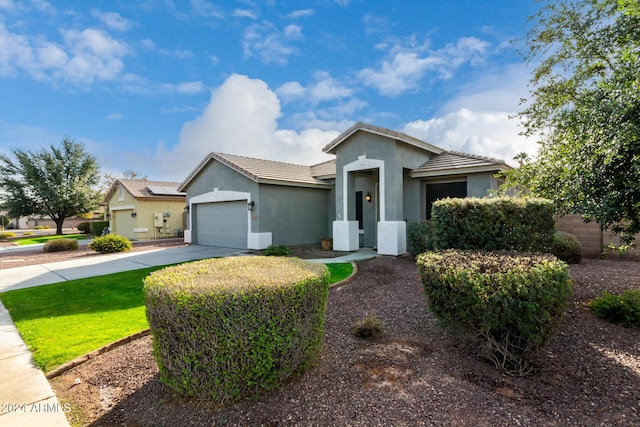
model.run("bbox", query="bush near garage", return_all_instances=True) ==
[43,238,79,252]
[88,234,132,254]
[417,250,572,376]
[90,221,109,236]
[431,197,556,252]
[144,256,330,403]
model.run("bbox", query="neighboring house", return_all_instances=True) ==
[103,179,186,240]
[178,123,511,255]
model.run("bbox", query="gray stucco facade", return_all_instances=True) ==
[178,123,511,255]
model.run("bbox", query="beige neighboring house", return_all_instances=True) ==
[103,179,186,240]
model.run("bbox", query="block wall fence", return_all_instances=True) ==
[555,215,640,261]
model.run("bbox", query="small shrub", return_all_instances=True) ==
[43,238,79,252]
[91,221,109,236]
[144,257,329,403]
[22,231,35,236]
[0,232,16,240]
[263,244,292,256]
[407,221,434,257]
[417,250,572,376]
[88,234,132,254]
[34,225,51,230]
[351,315,384,339]
[76,221,92,234]
[589,290,640,327]
[547,231,582,264]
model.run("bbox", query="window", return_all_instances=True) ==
[118,185,124,201]
[425,181,467,219]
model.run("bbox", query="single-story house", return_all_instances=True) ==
[178,122,511,255]
[103,179,186,240]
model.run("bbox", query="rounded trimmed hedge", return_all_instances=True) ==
[88,234,132,253]
[144,256,330,403]
[43,238,79,252]
[417,250,572,375]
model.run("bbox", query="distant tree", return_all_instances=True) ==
[0,138,101,235]
[503,0,640,243]
[98,169,147,196]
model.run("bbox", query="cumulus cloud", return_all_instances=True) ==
[401,64,538,165]
[276,71,352,104]
[92,10,132,31]
[0,23,130,84]
[358,36,490,96]
[242,21,302,65]
[153,74,338,180]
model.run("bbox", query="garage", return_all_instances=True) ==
[194,201,248,248]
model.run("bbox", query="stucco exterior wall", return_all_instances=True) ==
[106,186,185,240]
[259,184,331,246]
[467,172,499,197]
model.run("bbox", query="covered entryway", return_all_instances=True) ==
[425,181,467,219]
[195,201,248,248]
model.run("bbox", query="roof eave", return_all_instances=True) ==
[258,178,334,189]
[410,164,510,179]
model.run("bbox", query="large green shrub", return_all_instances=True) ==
[90,221,109,236]
[43,238,79,252]
[88,234,132,253]
[431,197,556,252]
[589,290,640,327]
[76,221,92,234]
[547,231,582,264]
[417,250,572,375]
[407,221,434,257]
[144,256,330,403]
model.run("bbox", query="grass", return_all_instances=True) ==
[14,233,90,246]
[0,261,352,372]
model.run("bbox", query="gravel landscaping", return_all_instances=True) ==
[39,252,640,427]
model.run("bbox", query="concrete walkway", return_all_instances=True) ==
[0,243,378,426]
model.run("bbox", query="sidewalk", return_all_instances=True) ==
[0,244,378,426]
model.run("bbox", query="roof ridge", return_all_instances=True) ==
[217,152,309,168]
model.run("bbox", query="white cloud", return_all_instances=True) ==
[92,10,132,31]
[161,80,204,94]
[106,113,122,120]
[276,71,352,104]
[0,23,131,84]
[286,9,313,19]
[242,21,300,65]
[233,9,257,19]
[154,74,338,180]
[190,0,224,18]
[401,63,538,165]
[358,36,490,96]
[0,0,14,10]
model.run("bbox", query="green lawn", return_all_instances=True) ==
[15,233,90,246]
[0,261,352,372]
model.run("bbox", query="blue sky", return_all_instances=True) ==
[0,0,541,182]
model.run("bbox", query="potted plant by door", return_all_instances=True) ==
[320,237,333,251]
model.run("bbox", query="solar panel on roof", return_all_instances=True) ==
[146,185,186,196]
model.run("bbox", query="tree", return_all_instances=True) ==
[0,138,101,235]
[503,0,640,243]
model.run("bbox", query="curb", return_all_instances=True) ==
[329,261,358,289]
[46,329,150,379]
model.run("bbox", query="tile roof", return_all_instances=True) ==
[180,153,335,189]
[322,122,445,155]
[411,151,511,177]
[105,179,185,203]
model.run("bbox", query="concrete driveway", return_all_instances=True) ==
[0,245,244,293]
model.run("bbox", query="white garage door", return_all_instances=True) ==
[195,201,248,248]
[114,210,135,239]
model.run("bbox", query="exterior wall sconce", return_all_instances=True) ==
[248,201,255,211]
[183,205,189,213]
[131,211,137,218]
[365,192,372,203]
